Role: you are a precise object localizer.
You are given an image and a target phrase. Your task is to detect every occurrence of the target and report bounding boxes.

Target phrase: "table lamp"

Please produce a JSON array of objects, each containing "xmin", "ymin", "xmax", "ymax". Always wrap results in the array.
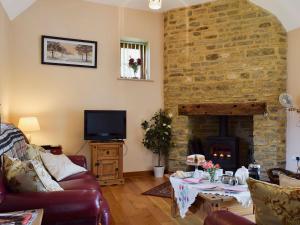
[{"xmin": 18, "ymin": 117, "xmax": 40, "ymax": 143}]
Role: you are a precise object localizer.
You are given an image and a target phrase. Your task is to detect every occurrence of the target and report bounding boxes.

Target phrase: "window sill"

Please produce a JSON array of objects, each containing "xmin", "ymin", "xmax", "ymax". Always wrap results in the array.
[{"xmin": 117, "ymin": 78, "xmax": 154, "ymax": 82}]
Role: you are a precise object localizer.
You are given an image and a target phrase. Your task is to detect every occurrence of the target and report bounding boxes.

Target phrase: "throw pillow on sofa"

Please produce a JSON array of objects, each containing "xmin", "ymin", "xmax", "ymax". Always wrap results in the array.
[
  {"xmin": 247, "ymin": 178, "xmax": 300, "ymax": 225},
  {"xmin": 4, "ymin": 155, "xmax": 63, "ymax": 192},
  {"xmin": 24, "ymin": 144, "xmax": 46, "ymax": 163},
  {"xmin": 40, "ymin": 152, "xmax": 87, "ymax": 181}
]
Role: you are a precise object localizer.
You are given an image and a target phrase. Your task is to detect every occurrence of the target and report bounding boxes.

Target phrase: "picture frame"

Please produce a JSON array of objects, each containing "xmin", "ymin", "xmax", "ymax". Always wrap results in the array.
[{"xmin": 41, "ymin": 35, "xmax": 97, "ymax": 68}]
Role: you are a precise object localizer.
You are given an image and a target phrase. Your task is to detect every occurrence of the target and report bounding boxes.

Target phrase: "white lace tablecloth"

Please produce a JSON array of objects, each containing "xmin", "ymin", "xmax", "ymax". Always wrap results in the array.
[{"xmin": 170, "ymin": 176, "xmax": 252, "ymax": 218}]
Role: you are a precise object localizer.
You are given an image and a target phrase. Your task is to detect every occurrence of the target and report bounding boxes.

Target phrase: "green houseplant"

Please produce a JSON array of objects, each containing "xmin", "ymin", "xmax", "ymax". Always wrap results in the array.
[{"xmin": 141, "ymin": 110, "xmax": 172, "ymax": 177}]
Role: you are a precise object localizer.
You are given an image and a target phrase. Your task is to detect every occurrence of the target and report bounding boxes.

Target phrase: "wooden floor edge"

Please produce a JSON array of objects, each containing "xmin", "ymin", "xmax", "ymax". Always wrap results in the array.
[
  {"xmin": 123, "ymin": 170, "xmax": 153, "ymax": 177},
  {"xmin": 123, "ymin": 170, "xmax": 170, "ymax": 178}
]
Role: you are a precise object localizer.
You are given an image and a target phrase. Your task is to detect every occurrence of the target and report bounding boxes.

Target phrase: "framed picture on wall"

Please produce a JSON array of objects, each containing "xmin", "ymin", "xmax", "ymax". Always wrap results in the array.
[{"xmin": 41, "ymin": 36, "xmax": 97, "ymax": 68}]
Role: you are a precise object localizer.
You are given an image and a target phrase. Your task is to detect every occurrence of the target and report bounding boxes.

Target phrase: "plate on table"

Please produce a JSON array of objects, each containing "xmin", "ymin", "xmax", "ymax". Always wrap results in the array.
[
  {"xmin": 173, "ymin": 171, "xmax": 193, "ymax": 179},
  {"xmin": 196, "ymin": 184, "xmax": 218, "ymax": 190},
  {"xmin": 182, "ymin": 178, "xmax": 203, "ymax": 184},
  {"xmin": 223, "ymin": 186, "xmax": 248, "ymax": 193}
]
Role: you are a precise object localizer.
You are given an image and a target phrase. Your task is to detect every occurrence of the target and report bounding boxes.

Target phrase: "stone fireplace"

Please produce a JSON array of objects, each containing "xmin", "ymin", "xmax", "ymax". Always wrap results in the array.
[
  {"xmin": 189, "ymin": 115, "xmax": 252, "ymax": 170},
  {"xmin": 164, "ymin": 0, "xmax": 287, "ymax": 178},
  {"xmin": 182, "ymin": 103, "xmax": 265, "ymax": 171}
]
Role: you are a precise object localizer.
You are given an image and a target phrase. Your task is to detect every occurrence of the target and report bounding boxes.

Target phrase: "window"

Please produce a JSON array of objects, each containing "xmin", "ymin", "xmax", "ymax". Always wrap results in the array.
[{"xmin": 120, "ymin": 40, "xmax": 149, "ymax": 80}]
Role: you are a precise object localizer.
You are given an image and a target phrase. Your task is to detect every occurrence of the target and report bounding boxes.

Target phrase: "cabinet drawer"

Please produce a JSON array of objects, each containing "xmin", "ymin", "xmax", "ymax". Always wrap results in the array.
[{"xmin": 98, "ymin": 148, "xmax": 119, "ymax": 158}]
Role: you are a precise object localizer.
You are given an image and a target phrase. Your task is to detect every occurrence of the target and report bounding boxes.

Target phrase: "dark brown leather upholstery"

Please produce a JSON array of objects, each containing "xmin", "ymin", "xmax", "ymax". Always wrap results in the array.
[
  {"xmin": 204, "ymin": 211, "xmax": 256, "ymax": 225},
  {"xmin": 0, "ymin": 123, "xmax": 111, "ymax": 225},
  {"xmin": 267, "ymin": 168, "xmax": 300, "ymax": 184},
  {"xmin": 0, "ymin": 155, "xmax": 111, "ymax": 225}
]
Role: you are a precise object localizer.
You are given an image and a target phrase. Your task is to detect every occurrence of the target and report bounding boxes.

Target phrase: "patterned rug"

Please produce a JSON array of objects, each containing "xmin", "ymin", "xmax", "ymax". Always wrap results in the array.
[{"xmin": 142, "ymin": 181, "xmax": 172, "ymax": 198}]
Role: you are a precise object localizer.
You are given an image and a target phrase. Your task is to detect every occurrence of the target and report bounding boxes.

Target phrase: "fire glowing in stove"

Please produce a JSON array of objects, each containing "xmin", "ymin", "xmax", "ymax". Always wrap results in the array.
[{"xmin": 212, "ymin": 151, "xmax": 232, "ymax": 159}]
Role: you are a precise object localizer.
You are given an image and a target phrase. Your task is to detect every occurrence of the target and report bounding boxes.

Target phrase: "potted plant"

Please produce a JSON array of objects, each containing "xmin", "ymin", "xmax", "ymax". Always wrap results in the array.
[{"xmin": 141, "ymin": 110, "xmax": 172, "ymax": 178}]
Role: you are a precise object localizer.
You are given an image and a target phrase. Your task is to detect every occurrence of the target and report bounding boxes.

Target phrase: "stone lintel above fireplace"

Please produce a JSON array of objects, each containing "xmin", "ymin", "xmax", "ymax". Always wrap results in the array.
[{"xmin": 178, "ymin": 103, "xmax": 267, "ymax": 116}]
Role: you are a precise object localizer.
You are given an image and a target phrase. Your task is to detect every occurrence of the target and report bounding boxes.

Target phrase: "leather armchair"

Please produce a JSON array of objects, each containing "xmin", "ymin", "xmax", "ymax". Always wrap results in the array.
[
  {"xmin": 267, "ymin": 168, "xmax": 300, "ymax": 184},
  {"xmin": 204, "ymin": 211, "xmax": 256, "ymax": 225}
]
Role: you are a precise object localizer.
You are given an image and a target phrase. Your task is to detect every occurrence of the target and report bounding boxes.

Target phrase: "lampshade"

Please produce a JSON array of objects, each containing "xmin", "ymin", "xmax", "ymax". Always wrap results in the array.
[
  {"xmin": 149, "ymin": 0, "xmax": 162, "ymax": 10},
  {"xmin": 18, "ymin": 117, "xmax": 40, "ymax": 132}
]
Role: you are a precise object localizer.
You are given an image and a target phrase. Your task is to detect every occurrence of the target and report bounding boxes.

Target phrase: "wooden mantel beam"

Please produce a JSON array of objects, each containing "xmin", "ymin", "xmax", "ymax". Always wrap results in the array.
[{"xmin": 178, "ymin": 103, "xmax": 267, "ymax": 116}]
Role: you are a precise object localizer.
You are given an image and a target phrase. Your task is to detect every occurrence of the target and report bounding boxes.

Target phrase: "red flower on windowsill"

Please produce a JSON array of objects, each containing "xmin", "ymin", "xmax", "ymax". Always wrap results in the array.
[{"xmin": 128, "ymin": 58, "xmax": 142, "ymax": 74}]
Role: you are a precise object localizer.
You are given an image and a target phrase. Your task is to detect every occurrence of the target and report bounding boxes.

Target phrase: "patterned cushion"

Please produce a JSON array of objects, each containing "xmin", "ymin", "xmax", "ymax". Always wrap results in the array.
[
  {"xmin": 25, "ymin": 144, "xmax": 46, "ymax": 163},
  {"xmin": 30, "ymin": 160, "xmax": 63, "ymax": 192},
  {"xmin": 247, "ymin": 178, "xmax": 300, "ymax": 225},
  {"xmin": 4, "ymin": 155, "xmax": 63, "ymax": 193},
  {"xmin": 0, "ymin": 123, "xmax": 27, "ymax": 160},
  {"xmin": 279, "ymin": 173, "xmax": 300, "ymax": 188}
]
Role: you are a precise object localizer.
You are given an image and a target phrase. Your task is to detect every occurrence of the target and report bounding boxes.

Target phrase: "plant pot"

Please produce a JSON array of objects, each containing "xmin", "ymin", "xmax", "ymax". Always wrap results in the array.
[{"xmin": 154, "ymin": 166, "xmax": 165, "ymax": 178}]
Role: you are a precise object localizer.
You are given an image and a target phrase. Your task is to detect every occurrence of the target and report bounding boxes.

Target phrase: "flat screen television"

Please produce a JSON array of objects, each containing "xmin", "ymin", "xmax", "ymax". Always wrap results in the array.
[{"xmin": 84, "ymin": 110, "xmax": 126, "ymax": 141}]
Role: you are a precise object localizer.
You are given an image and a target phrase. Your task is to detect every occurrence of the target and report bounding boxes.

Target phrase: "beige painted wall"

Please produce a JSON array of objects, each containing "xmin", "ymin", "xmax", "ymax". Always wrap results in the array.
[
  {"xmin": 0, "ymin": 4, "xmax": 11, "ymax": 121},
  {"xmin": 8, "ymin": 0, "xmax": 164, "ymax": 172},
  {"xmin": 287, "ymin": 28, "xmax": 300, "ymax": 172}
]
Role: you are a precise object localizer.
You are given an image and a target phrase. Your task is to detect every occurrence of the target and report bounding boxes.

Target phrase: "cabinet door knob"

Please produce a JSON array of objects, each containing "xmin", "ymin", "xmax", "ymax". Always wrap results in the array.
[
  {"xmin": 115, "ymin": 168, "xmax": 119, "ymax": 172},
  {"xmin": 95, "ymin": 161, "xmax": 100, "ymax": 166},
  {"xmin": 106, "ymin": 151, "xmax": 110, "ymax": 155}
]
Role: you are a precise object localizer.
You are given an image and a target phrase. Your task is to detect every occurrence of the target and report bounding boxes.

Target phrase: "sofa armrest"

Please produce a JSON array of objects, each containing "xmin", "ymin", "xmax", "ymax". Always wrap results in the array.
[
  {"xmin": 204, "ymin": 211, "xmax": 256, "ymax": 225},
  {"xmin": 68, "ymin": 155, "xmax": 87, "ymax": 169},
  {"xmin": 0, "ymin": 190, "xmax": 100, "ymax": 218}
]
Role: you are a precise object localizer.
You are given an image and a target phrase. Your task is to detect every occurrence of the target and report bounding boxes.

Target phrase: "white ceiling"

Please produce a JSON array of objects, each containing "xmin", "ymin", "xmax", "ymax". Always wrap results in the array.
[
  {"xmin": 0, "ymin": 0, "xmax": 36, "ymax": 20},
  {"xmin": 85, "ymin": 0, "xmax": 214, "ymax": 12},
  {"xmin": 1, "ymin": 0, "xmax": 300, "ymax": 31}
]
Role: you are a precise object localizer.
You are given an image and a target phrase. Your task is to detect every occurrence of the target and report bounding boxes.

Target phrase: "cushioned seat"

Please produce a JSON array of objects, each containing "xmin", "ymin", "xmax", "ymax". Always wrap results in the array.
[
  {"xmin": 60, "ymin": 171, "xmax": 95, "ymax": 182},
  {"xmin": 204, "ymin": 210, "xmax": 256, "ymax": 225},
  {"xmin": 59, "ymin": 179, "xmax": 100, "ymax": 191}
]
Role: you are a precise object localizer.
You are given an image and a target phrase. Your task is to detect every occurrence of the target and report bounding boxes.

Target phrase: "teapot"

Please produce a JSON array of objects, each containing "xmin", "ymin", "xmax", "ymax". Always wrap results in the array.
[{"xmin": 235, "ymin": 166, "xmax": 249, "ymax": 185}]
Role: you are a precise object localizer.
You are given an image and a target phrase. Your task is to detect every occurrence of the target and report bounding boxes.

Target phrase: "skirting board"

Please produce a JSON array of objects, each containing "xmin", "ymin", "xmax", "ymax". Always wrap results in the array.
[
  {"xmin": 123, "ymin": 170, "xmax": 169, "ymax": 178},
  {"xmin": 123, "ymin": 170, "xmax": 153, "ymax": 177}
]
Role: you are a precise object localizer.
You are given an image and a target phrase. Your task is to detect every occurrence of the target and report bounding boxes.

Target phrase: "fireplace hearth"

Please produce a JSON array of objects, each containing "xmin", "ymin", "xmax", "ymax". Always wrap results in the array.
[{"xmin": 205, "ymin": 116, "xmax": 239, "ymax": 171}]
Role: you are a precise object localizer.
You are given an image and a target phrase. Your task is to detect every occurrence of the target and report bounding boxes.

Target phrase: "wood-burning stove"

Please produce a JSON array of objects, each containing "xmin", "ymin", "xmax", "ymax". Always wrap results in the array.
[{"xmin": 205, "ymin": 116, "xmax": 239, "ymax": 171}]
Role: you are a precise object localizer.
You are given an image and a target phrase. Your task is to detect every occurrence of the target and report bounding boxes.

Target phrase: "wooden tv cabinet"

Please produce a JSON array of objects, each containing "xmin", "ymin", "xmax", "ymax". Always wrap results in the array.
[{"xmin": 90, "ymin": 141, "xmax": 125, "ymax": 186}]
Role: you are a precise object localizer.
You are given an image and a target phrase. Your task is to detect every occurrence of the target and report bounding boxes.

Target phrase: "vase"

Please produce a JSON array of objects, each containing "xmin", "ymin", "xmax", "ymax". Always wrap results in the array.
[{"xmin": 208, "ymin": 169, "xmax": 216, "ymax": 183}]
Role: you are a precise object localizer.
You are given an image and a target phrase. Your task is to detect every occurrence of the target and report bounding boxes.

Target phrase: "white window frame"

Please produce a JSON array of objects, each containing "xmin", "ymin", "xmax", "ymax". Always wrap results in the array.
[{"xmin": 120, "ymin": 39, "xmax": 150, "ymax": 80}]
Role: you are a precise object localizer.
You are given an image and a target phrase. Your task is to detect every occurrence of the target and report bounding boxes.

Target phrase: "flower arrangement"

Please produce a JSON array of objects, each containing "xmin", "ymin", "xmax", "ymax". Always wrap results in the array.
[
  {"xmin": 141, "ymin": 110, "xmax": 172, "ymax": 167},
  {"xmin": 202, "ymin": 161, "xmax": 220, "ymax": 183},
  {"xmin": 129, "ymin": 58, "xmax": 142, "ymax": 74}
]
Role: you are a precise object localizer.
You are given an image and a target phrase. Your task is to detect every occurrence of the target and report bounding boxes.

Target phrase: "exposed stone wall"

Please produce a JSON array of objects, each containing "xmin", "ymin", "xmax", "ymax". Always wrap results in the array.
[{"xmin": 164, "ymin": 0, "xmax": 287, "ymax": 177}]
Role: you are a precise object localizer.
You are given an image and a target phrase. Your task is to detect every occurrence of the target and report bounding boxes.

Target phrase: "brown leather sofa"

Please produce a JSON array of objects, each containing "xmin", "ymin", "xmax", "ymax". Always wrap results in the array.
[
  {"xmin": 0, "ymin": 123, "xmax": 111, "ymax": 225},
  {"xmin": 204, "ymin": 211, "xmax": 256, "ymax": 225}
]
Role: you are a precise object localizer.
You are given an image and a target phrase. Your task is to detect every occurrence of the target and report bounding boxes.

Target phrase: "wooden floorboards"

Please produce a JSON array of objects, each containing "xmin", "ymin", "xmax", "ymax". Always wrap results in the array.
[
  {"xmin": 102, "ymin": 176, "xmax": 204, "ymax": 225},
  {"xmin": 102, "ymin": 176, "xmax": 255, "ymax": 225}
]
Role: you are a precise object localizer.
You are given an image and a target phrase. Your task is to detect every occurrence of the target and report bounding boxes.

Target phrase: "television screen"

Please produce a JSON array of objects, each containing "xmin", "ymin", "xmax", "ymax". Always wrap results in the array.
[{"xmin": 84, "ymin": 110, "xmax": 126, "ymax": 141}]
